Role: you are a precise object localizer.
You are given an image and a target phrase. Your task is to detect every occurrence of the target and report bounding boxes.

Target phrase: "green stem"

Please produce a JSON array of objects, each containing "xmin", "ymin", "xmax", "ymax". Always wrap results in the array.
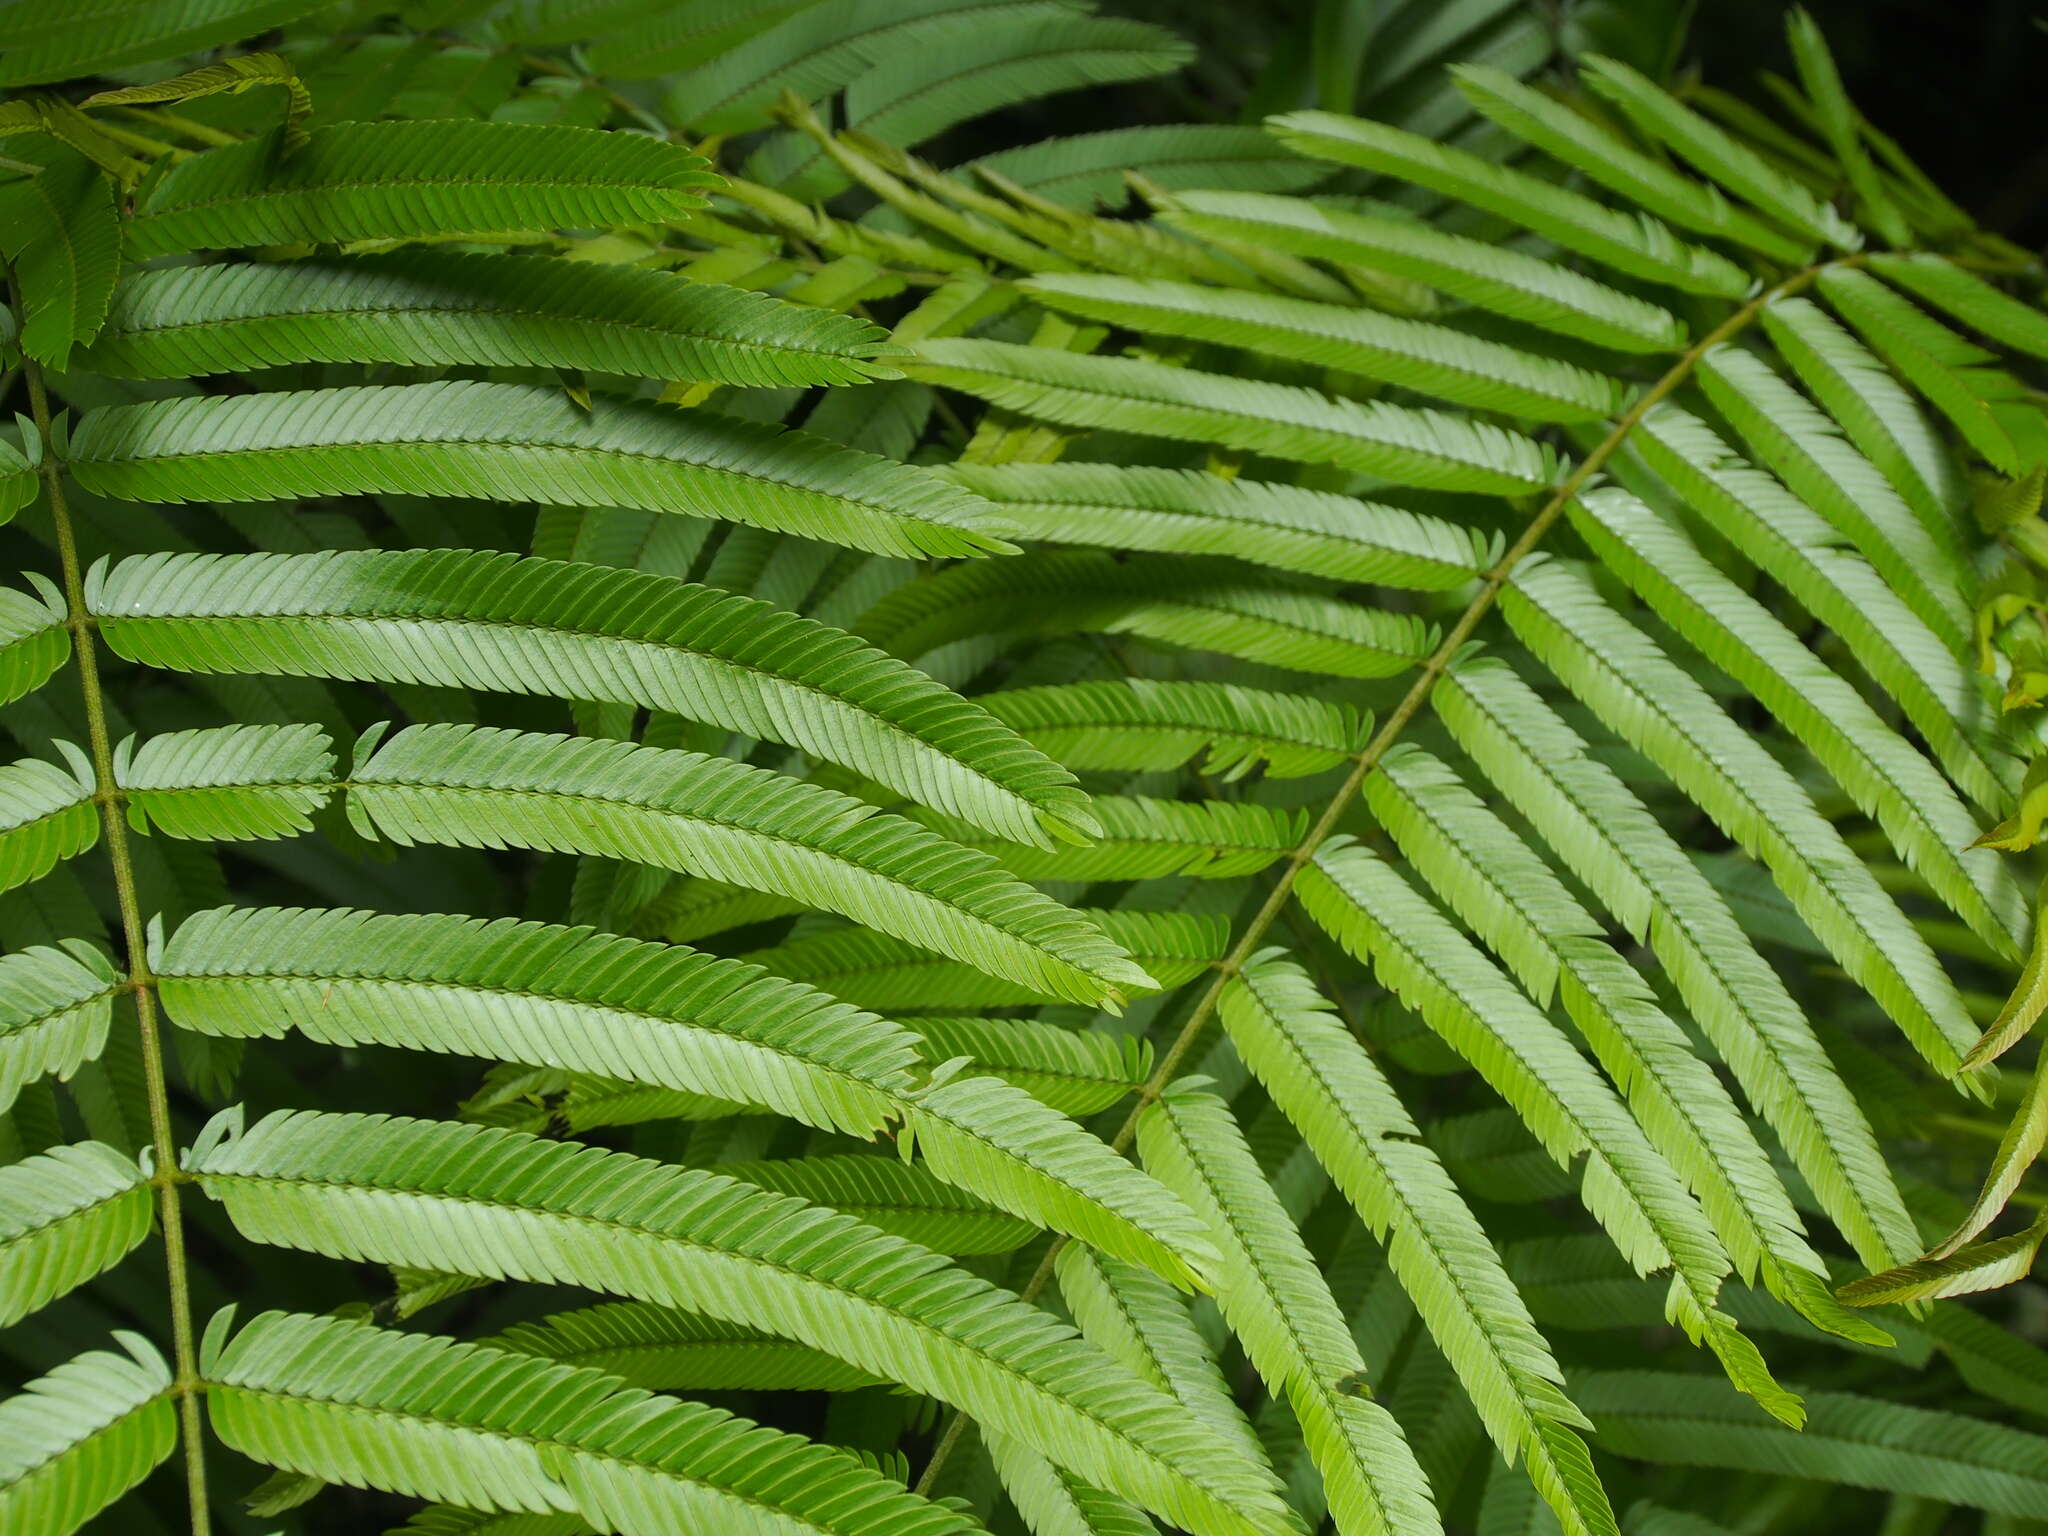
[
  {"xmin": 22, "ymin": 357, "xmax": 211, "ymax": 1535},
  {"xmin": 117, "ymin": 106, "xmax": 237, "ymax": 148},
  {"xmin": 916, "ymin": 251, "xmax": 1855, "ymax": 1500},
  {"xmin": 2005, "ymin": 515, "xmax": 2048, "ymax": 571},
  {"xmin": 82, "ymin": 116, "xmax": 183, "ymax": 160}
]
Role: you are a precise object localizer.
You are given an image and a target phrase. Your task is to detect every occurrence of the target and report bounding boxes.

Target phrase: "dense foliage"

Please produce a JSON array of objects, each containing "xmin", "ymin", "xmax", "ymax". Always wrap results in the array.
[{"xmin": 2, "ymin": 2, "xmax": 2047, "ymax": 1534}]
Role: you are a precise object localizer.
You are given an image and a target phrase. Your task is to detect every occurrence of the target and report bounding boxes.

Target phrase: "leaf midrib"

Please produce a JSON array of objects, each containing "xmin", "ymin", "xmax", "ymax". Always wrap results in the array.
[
  {"xmin": 162, "ymin": 965, "xmax": 917, "ymax": 1094},
  {"xmin": 108, "ymin": 299, "xmax": 870, "ymax": 363},
  {"xmin": 105, "ymin": 606, "xmax": 1027, "ymax": 812}
]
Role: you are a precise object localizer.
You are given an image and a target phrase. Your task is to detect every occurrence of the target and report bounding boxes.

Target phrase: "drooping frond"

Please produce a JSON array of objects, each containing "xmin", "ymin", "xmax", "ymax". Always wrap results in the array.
[
  {"xmin": 1431, "ymin": 654, "xmax": 1921, "ymax": 1275},
  {"xmin": 1500, "ymin": 559, "xmax": 1980, "ymax": 1076},
  {"xmin": 203, "ymin": 1308, "xmax": 983, "ymax": 1536},
  {"xmin": 1214, "ymin": 952, "xmax": 1618, "ymax": 1534},
  {"xmin": 89, "ymin": 547, "xmax": 1094, "ymax": 845},
  {"xmin": 1366, "ymin": 744, "xmax": 1852, "ymax": 1359},
  {"xmin": 0, "ymin": 1141, "xmax": 152, "ymax": 1328},
  {"xmin": 1757, "ymin": 295, "xmax": 1967, "ymax": 545},
  {"xmin": 1297, "ymin": 843, "xmax": 1738, "ymax": 1333},
  {"xmin": 0, "ymin": 940, "xmax": 120, "ymax": 1115},
  {"xmin": 1814, "ymin": 266, "xmax": 2021, "ymax": 475},
  {"xmin": 124, "ymin": 120, "xmax": 719, "ymax": 257},
  {"xmin": 343, "ymin": 723, "xmax": 1153, "ymax": 1008},
  {"xmin": 1563, "ymin": 487, "xmax": 2021, "ymax": 958},
  {"xmin": 1138, "ymin": 1084, "xmax": 1443, "ymax": 1536},
  {"xmin": 0, "ymin": 1334, "xmax": 176, "ymax": 1536},
  {"xmin": 1685, "ymin": 348, "xmax": 1975, "ymax": 651},
  {"xmin": 187, "ymin": 1109, "xmax": 1297, "ymax": 1536},
  {"xmin": 153, "ymin": 904, "xmax": 925, "ymax": 1137},
  {"xmin": 80, "ymin": 253, "xmax": 896, "ymax": 386},
  {"xmin": 68, "ymin": 383, "xmax": 1015, "ymax": 560},
  {"xmin": 910, "ymin": 341, "xmax": 1559, "ymax": 493},
  {"xmin": 941, "ymin": 463, "xmax": 1497, "ymax": 587},
  {"xmin": 1622, "ymin": 403, "xmax": 2004, "ymax": 808}
]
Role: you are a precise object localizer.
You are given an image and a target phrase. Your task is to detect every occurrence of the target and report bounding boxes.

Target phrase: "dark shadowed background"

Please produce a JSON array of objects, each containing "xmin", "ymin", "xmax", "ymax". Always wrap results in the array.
[
  {"xmin": 1020, "ymin": 0, "xmax": 2048, "ymax": 250},
  {"xmin": 1696, "ymin": 0, "xmax": 2047, "ymax": 243}
]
